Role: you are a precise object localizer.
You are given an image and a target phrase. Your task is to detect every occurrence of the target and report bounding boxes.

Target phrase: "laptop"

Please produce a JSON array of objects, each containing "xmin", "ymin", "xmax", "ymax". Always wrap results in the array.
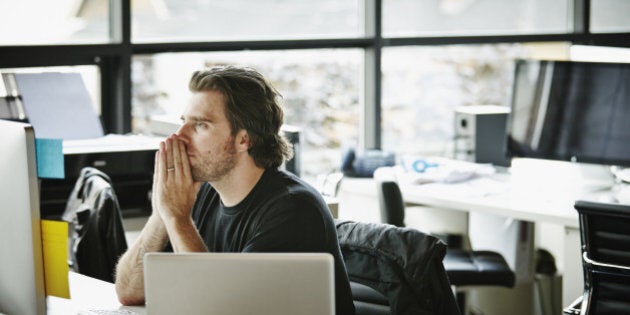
[{"xmin": 143, "ymin": 252, "xmax": 335, "ymax": 315}]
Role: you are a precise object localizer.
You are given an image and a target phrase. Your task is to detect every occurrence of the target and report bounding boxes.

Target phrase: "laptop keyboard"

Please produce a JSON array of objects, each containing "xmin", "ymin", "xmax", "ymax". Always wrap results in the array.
[{"xmin": 80, "ymin": 309, "xmax": 139, "ymax": 315}]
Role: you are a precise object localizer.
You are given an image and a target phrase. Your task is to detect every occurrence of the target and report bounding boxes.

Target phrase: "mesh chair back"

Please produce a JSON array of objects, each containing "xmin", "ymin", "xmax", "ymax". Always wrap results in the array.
[{"xmin": 574, "ymin": 200, "xmax": 630, "ymax": 314}]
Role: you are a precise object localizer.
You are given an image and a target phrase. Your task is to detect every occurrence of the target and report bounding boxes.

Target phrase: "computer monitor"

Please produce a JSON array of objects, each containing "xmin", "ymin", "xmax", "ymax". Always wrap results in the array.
[
  {"xmin": 506, "ymin": 59, "xmax": 630, "ymax": 167},
  {"xmin": 0, "ymin": 120, "xmax": 46, "ymax": 315}
]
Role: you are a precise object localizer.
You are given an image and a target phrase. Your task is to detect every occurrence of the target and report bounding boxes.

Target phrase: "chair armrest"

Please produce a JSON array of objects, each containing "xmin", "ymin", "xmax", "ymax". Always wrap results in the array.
[{"xmin": 583, "ymin": 252, "xmax": 630, "ymax": 273}]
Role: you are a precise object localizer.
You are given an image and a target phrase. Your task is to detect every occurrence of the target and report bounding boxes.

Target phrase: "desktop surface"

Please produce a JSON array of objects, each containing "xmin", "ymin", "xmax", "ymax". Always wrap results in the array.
[
  {"xmin": 398, "ymin": 158, "xmax": 621, "ymax": 228},
  {"xmin": 47, "ymin": 272, "xmax": 145, "ymax": 315}
]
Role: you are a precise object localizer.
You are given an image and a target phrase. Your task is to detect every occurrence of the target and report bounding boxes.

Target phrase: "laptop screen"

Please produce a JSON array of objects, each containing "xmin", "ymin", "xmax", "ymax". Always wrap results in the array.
[{"xmin": 143, "ymin": 252, "xmax": 335, "ymax": 315}]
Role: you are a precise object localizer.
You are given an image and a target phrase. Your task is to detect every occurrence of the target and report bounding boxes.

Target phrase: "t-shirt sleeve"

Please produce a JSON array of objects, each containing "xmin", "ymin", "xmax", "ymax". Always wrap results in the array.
[{"xmin": 241, "ymin": 194, "xmax": 328, "ymax": 253}]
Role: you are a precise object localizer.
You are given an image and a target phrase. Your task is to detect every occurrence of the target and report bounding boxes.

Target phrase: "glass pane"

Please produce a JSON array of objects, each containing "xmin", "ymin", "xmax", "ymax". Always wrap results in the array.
[
  {"xmin": 591, "ymin": 0, "xmax": 630, "ymax": 33},
  {"xmin": 381, "ymin": 44, "xmax": 533, "ymax": 157},
  {"xmin": 0, "ymin": 0, "xmax": 110, "ymax": 45},
  {"xmin": 383, "ymin": 0, "xmax": 571, "ymax": 37},
  {"xmin": 131, "ymin": 0, "xmax": 362, "ymax": 42},
  {"xmin": 131, "ymin": 49, "xmax": 361, "ymax": 181}
]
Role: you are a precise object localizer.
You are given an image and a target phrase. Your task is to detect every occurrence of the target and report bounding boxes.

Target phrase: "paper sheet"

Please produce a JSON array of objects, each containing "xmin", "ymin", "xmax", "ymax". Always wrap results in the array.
[{"xmin": 41, "ymin": 220, "xmax": 70, "ymax": 299}]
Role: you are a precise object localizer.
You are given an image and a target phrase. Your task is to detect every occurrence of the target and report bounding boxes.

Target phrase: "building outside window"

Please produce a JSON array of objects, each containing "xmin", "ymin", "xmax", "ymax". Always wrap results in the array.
[
  {"xmin": 383, "ymin": 0, "xmax": 571, "ymax": 36},
  {"xmin": 131, "ymin": 49, "xmax": 361, "ymax": 180},
  {"xmin": 0, "ymin": 0, "xmax": 110, "ymax": 44},
  {"xmin": 381, "ymin": 44, "xmax": 540, "ymax": 157}
]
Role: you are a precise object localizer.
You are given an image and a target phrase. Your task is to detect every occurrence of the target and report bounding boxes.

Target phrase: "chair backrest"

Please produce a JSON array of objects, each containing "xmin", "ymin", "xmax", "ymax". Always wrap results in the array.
[
  {"xmin": 62, "ymin": 167, "xmax": 128, "ymax": 283},
  {"xmin": 377, "ymin": 181, "xmax": 406, "ymax": 227},
  {"xmin": 336, "ymin": 220, "xmax": 460, "ymax": 315},
  {"xmin": 574, "ymin": 200, "xmax": 630, "ymax": 314}
]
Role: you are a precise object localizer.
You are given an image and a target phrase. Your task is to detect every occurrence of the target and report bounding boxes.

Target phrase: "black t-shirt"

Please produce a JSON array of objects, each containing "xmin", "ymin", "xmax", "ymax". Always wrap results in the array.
[{"xmin": 190, "ymin": 169, "xmax": 355, "ymax": 315}]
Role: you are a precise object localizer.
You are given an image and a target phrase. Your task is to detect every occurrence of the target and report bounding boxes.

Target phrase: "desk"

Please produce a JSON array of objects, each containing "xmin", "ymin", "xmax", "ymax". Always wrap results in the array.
[
  {"xmin": 47, "ymin": 272, "xmax": 145, "ymax": 315},
  {"xmin": 396, "ymin": 159, "xmax": 617, "ymax": 310},
  {"xmin": 401, "ymin": 172, "xmax": 579, "ymax": 228}
]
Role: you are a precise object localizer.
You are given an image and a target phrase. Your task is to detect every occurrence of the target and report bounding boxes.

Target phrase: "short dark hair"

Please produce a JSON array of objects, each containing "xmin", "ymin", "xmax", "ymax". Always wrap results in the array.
[{"xmin": 188, "ymin": 66, "xmax": 293, "ymax": 169}]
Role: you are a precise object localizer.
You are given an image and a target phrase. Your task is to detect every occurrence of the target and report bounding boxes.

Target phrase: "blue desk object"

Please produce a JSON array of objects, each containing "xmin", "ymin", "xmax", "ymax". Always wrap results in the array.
[
  {"xmin": 35, "ymin": 138, "xmax": 64, "ymax": 179},
  {"xmin": 411, "ymin": 159, "xmax": 439, "ymax": 173}
]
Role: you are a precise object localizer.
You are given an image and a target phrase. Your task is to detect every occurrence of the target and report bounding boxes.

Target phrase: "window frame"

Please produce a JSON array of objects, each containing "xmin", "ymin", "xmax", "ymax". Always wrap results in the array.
[{"xmin": 0, "ymin": 0, "xmax": 628, "ymax": 149}]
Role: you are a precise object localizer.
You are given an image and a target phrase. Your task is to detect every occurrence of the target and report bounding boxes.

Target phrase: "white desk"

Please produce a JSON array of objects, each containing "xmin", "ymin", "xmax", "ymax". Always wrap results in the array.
[
  {"xmin": 400, "ymin": 172, "xmax": 580, "ymax": 228},
  {"xmin": 47, "ymin": 272, "xmax": 145, "ymax": 315},
  {"xmin": 396, "ymin": 159, "xmax": 617, "ymax": 310}
]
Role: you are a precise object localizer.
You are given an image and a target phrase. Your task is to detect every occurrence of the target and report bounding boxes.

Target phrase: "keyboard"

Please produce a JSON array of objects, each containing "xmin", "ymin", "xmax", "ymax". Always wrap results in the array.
[{"xmin": 78, "ymin": 309, "xmax": 140, "ymax": 315}]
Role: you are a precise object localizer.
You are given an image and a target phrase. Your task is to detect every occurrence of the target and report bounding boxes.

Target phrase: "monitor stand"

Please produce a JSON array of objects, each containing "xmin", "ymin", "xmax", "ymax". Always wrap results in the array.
[
  {"xmin": 612, "ymin": 185, "xmax": 630, "ymax": 204},
  {"xmin": 608, "ymin": 166, "xmax": 630, "ymax": 204},
  {"xmin": 509, "ymin": 159, "xmax": 615, "ymax": 201},
  {"xmin": 611, "ymin": 166, "xmax": 630, "ymax": 184},
  {"xmin": 576, "ymin": 163, "xmax": 616, "ymax": 193}
]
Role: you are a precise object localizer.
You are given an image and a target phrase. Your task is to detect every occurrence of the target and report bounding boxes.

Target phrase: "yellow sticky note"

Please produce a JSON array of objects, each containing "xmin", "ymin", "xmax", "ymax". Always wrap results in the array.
[{"xmin": 41, "ymin": 219, "xmax": 70, "ymax": 298}]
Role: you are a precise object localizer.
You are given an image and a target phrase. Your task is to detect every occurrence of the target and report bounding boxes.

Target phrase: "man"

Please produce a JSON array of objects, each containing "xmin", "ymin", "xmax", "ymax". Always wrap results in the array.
[{"xmin": 114, "ymin": 66, "xmax": 355, "ymax": 314}]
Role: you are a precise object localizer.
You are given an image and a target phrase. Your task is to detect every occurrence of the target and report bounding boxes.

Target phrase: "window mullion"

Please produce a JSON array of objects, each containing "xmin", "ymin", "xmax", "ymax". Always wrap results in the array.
[{"xmin": 361, "ymin": 0, "xmax": 382, "ymax": 150}]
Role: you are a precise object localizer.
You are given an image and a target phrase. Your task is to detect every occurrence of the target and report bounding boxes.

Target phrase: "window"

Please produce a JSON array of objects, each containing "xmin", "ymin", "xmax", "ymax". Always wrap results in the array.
[
  {"xmin": 131, "ymin": 0, "xmax": 362, "ymax": 42},
  {"xmin": 0, "ymin": 0, "xmax": 110, "ymax": 45},
  {"xmin": 591, "ymin": 0, "xmax": 630, "ymax": 33},
  {"xmin": 383, "ymin": 0, "xmax": 571, "ymax": 37},
  {"xmin": 381, "ymin": 44, "xmax": 554, "ymax": 156},
  {"xmin": 132, "ymin": 49, "xmax": 361, "ymax": 180}
]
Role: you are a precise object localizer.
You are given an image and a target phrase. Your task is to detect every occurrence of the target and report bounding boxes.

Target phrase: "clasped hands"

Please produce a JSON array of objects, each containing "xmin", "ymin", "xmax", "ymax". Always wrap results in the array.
[{"xmin": 152, "ymin": 134, "xmax": 200, "ymax": 224}]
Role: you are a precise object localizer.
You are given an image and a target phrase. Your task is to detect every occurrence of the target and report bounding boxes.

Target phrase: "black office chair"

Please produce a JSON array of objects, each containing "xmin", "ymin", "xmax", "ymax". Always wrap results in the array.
[
  {"xmin": 336, "ymin": 220, "xmax": 460, "ymax": 315},
  {"xmin": 564, "ymin": 200, "xmax": 630, "ymax": 315},
  {"xmin": 377, "ymin": 180, "xmax": 515, "ymax": 312},
  {"xmin": 62, "ymin": 167, "xmax": 128, "ymax": 283}
]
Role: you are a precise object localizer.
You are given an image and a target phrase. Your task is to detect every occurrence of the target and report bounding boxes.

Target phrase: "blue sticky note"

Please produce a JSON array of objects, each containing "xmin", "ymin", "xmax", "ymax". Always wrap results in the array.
[{"xmin": 35, "ymin": 138, "xmax": 65, "ymax": 179}]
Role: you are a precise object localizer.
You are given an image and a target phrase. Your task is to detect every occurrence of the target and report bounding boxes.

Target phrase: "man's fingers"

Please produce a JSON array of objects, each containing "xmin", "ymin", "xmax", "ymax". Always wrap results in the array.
[
  {"xmin": 178, "ymin": 139, "xmax": 193, "ymax": 180},
  {"xmin": 172, "ymin": 135, "xmax": 182, "ymax": 177},
  {"xmin": 158, "ymin": 141, "xmax": 168, "ymax": 179},
  {"xmin": 165, "ymin": 137, "xmax": 175, "ymax": 170}
]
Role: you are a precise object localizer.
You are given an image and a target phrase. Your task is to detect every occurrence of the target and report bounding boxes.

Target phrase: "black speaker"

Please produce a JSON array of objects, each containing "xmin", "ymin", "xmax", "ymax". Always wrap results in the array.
[{"xmin": 454, "ymin": 105, "xmax": 511, "ymax": 167}]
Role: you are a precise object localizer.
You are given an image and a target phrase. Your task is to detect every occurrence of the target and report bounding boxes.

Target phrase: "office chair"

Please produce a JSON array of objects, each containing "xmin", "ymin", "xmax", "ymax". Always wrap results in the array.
[
  {"xmin": 564, "ymin": 200, "xmax": 630, "ymax": 315},
  {"xmin": 336, "ymin": 220, "xmax": 460, "ymax": 315},
  {"xmin": 377, "ymin": 180, "xmax": 515, "ymax": 312},
  {"xmin": 62, "ymin": 167, "xmax": 128, "ymax": 283}
]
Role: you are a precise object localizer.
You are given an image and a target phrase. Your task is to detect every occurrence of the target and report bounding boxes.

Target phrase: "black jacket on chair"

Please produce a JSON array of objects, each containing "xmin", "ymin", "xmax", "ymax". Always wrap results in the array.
[
  {"xmin": 62, "ymin": 167, "xmax": 128, "ymax": 283},
  {"xmin": 336, "ymin": 220, "xmax": 460, "ymax": 315}
]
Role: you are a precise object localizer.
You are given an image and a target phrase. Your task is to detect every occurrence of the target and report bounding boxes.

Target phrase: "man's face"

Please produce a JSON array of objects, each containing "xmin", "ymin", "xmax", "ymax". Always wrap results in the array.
[{"xmin": 176, "ymin": 90, "xmax": 238, "ymax": 182}]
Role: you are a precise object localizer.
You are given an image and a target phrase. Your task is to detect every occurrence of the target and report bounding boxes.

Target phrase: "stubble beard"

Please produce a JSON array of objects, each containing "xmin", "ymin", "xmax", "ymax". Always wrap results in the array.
[{"xmin": 191, "ymin": 138, "xmax": 238, "ymax": 183}]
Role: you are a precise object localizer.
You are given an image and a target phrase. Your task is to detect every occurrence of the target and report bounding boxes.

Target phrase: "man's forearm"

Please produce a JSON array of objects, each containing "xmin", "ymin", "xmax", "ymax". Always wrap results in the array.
[
  {"xmin": 164, "ymin": 215, "xmax": 208, "ymax": 253},
  {"xmin": 115, "ymin": 215, "xmax": 168, "ymax": 305}
]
